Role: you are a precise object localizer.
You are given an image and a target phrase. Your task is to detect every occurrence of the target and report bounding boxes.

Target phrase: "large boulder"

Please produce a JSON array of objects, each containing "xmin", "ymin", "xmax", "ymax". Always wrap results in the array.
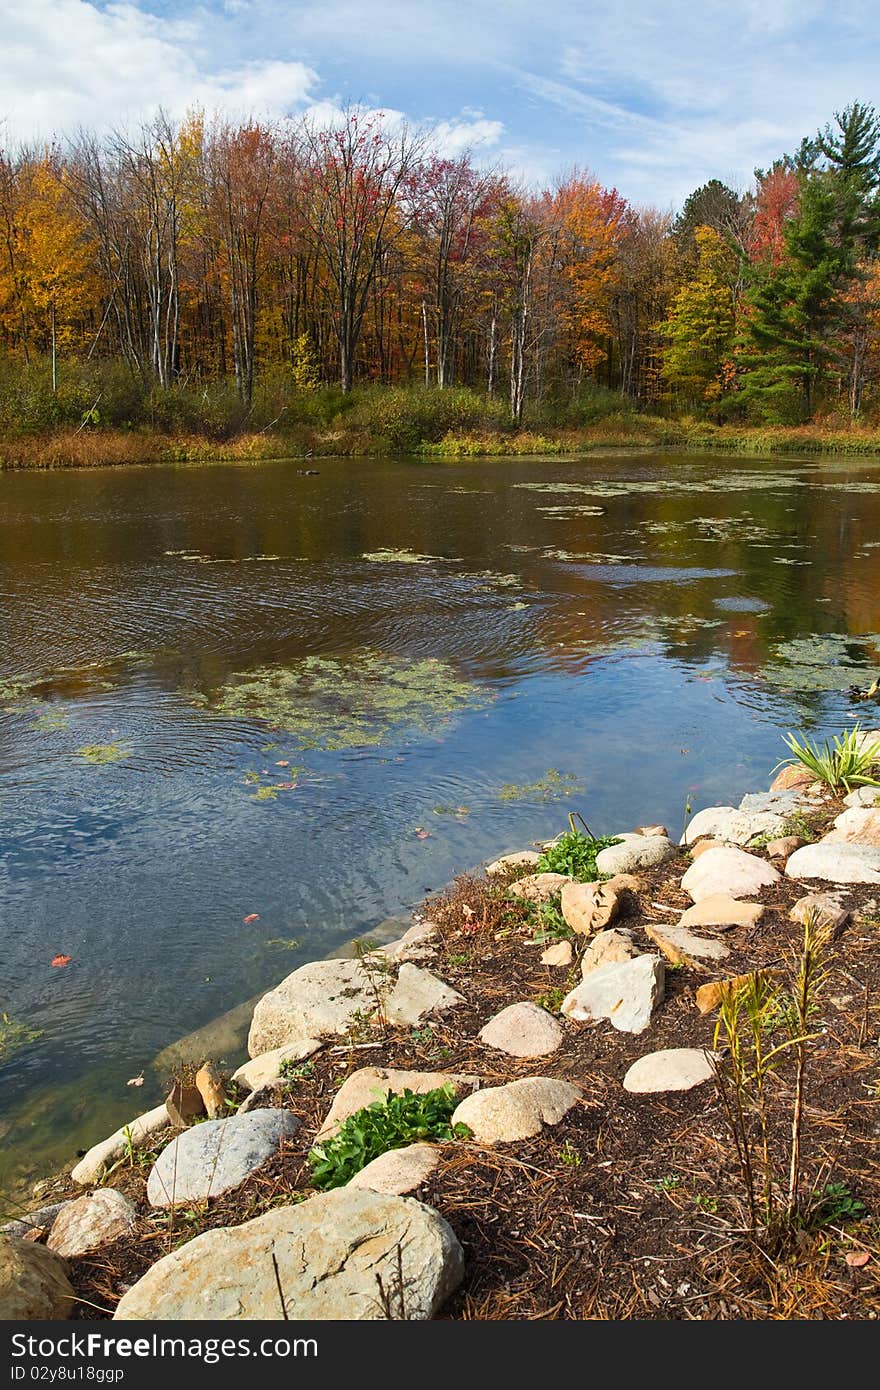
[
  {"xmin": 0, "ymin": 1236, "xmax": 74, "ymax": 1319},
  {"xmin": 451, "ymin": 1077, "xmax": 580, "ymax": 1144},
  {"xmin": 682, "ymin": 806, "xmax": 787, "ymax": 848},
  {"xmin": 315, "ymin": 1068, "xmax": 478, "ymax": 1141},
  {"xmin": 47, "ymin": 1189, "xmax": 136, "ymax": 1258},
  {"xmin": 594, "ymin": 835, "xmax": 676, "ymax": 875},
  {"xmin": 147, "ymin": 1109, "xmax": 300, "ymax": 1208},
  {"xmin": 680, "ymin": 846, "xmax": 780, "ymax": 902},
  {"xmin": 823, "ymin": 806, "xmax": 880, "ymax": 847},
  {"xmin": 382, "ymin": 965, "xmax": 464, "ymax": 1027},
  {"xmin": 561, "ymin": 954, "xmax": 664, "ymax": 1033},
  {"xmin": 478, "ymin": 1002, "xmax": 563, "ymax": 1058},
  {"xmin": 785, "ymin": 841, "xmax": 880, "ymax": 885},
  {"xmin": 114, "ymin": 1189, "xmax": 463, "ymax": 1320},
  {"xmin": 248, "ymin": 959, "xmax": 381, "ymax": 1057}
]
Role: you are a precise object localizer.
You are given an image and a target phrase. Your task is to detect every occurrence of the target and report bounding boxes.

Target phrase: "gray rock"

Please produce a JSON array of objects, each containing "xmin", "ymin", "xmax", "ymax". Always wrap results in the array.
[
  {"xmin": 478, "ymin": 1002, "xmax": 563, "ymax": 1057},
  {"xmin": 738, "ymin": 789, "xmax": 804, "ymax": 816},
  {"xmin": 114, "ymin": 1189, "xmax": 463, "ymax": 1320},
  {"xmin": 595, "ymin": 835, "xmax": 676, "ymax": 875},
  {"xmin": 47, "ymin": 1189, "xmax": 136, "ymax": 1258},
  {"xmin": 683, "ymin": 805, "xmax": 787, "ymax": 847},
  {"xmin": 147, "ymin": 1109, "xmax": 300, "ymax": 1208},
  {"xmin": 2, "ymin": 1202, "xmax": 69, "ymax": 1239},
  {"xmin": 247, "ymin": 958, "xmax": 382, "ymax": 1057},
  {"xmin": 377, "ymin": 922, "xmax": 438, "ymax": 963},
  {"xmin": 383, "ymin": 964, "xmax": 464, "ymax": 1027},
  {"xmin": 785, "ymin": 841, "xmax": 880, "ymax": 885},
  {"xmin": 485, "ymin": 850, "xmax": 541, "ymax": 875},
  {"xmin": 346, "ymin": 1143, "xmax": 441, "ymax": 1195},
  {"xmin": 623, "ymin": 1048, "xmax": 716, "ymax": 1094},
  {"xmin": 451, "ymin": 1077, "xmax": 580, "ymax": 1143},
  {"xmin": 71, "ymin": 1104, "xmax": 170, "ymax": 1186},
  {"xmin": 0, "ymin": 1236, "xmax": 74, "ymax": 1319},
  {"xmin": 316, "ymin": 1068, "xmax": 478, "ymax": 1141},
  {"xmin": 681, "ymin": 846, "xmax": 781, "ymax": 902},
  {"xmin": 561, "ymin": 954, "xmax": 665, "ymax": 1033}
]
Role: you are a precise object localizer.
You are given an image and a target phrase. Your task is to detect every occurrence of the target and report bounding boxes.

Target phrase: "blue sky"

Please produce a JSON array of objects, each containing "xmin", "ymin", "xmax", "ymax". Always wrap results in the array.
[{"xmin": 1, "ymin": 0, "xmax": 877, "ymax": 210}]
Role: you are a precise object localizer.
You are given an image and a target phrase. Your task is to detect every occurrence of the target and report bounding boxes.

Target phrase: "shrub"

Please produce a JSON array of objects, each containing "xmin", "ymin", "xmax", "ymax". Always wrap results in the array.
[{"xmin": 536, "ymin": 831, "xmax": 621, "ymax": 881}]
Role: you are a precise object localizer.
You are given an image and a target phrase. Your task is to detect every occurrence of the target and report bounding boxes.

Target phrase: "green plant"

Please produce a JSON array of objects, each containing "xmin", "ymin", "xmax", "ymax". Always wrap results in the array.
[
  {"xmin": 278, "ymin": 1057, "xmax": 315, "ymax": 1082},
  {"xmin": 536, "ymin": 817, "xmax": 621, "ymax": 882},
  {"xmin": 534, "ymin": 986, "xmax": 567, "ymax": 1012},
  {"xmin": 0, "ymin": 1012, "xmax": 44, "ymax": 1062},
  {"xmin": 692, "ymin": 1193, "xmax": 719, "ymax": 1213},
  {"xmin": 809, "ymin": 1182, "xmax": 867, "ymax": 1228},
  {"xmin": 559, "ymin": 1141, "xmax": 582, "ymax": 1167},
  {"xmin": 657, "ymin": 1173, "xmax": 682, "ymax": 1192},
  {"xmin": 308, "ymin": 1086, "xmax": 470, "ymax": 1189},
  {"xmin": 773, "ymin": 725, "xmax": 880, "ymax": 793},
  {"xmin": 528, "ymin": 898, "xmax": 574, "ymax": 944},
  {"xmin": 352, "ymin": 938, "xmax": 394, "ymax": 1032}
]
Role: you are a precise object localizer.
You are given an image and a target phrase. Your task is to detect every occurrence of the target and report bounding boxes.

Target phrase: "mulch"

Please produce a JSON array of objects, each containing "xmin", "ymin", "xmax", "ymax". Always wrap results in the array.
[{"xmin": 32, "ymin": 790, "xmax": 880, "ymax": 1320}]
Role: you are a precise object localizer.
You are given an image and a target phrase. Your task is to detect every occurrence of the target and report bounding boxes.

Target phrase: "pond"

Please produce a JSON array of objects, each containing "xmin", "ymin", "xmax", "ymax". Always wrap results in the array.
[{"xmin": 2, "ymin": 449, "xmax": 880, "ymax": 1202}]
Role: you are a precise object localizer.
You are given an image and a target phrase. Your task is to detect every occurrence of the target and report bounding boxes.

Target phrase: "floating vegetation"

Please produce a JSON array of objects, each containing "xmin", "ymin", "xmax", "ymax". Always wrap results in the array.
[
  {"xmin": 75, "ymin": 742, "xmax": 130, "ymax": 764},
  {"xmin": 458, "ymin": 570, "xmax": 521, "ymax": 590},
  {"xmin": 499, "ymin": 768, "xmax": 583, "ymax": 802},
  {"xmin": 544, "ymin": 549, "xmax": 628, "ymax": 563},
  {"xmin": 250, "ymin": 785, "xmax": 279, "ymax": 802},
  {"xmin": 432, "ymin": 804, "xmax": 470, "ymax": 816},
  {"xmin": 513, "ymin": 482, "xmax": 607, "ymax": 495},
  {"xmin": 0, "ymin": 1012, "xmax": 44, "ymax": 1064},
  {"xmin": 196, "ymin": 652, "xmax": 491, "ymax": 751},
  {"xmin": 165, "ymin": 549, "xmax": 282, "ymax": 564},
  {"xmin": 507, "ymin": 601, "xmax": 529, "ymax": 611},
  {"xmin": 0, "ymin": 678, "xmax": 36, "ymax": 712},
  {"xmin": 265, "ymin": 938, "xmax": 301, "ymax": 950},
  {"xmin": 536, "ymin": 504, "xmax": 606, "ymax": 517},
  {"xmin": 362, "ymin": 548, "xmax": 440, "ymax": 564},
  {"xmin": 760, "ymin": 634, "xmax": 880, "ymax": 692},
  {"xmin": 29, "ymin": 706, "xmax": 70, "ymax": 732}
]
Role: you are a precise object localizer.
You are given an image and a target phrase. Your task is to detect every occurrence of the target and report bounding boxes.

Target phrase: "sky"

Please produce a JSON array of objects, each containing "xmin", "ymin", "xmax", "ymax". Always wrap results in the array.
[{"xmin": 0, "ymin": 0, "xmax": 877, "ymax": 211}]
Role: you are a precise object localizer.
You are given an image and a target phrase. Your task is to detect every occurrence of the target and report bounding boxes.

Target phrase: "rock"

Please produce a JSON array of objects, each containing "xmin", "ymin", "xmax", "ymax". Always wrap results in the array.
[
  {"xmin": 346, "ymin": 1143, "xmax": 440, "ymax": 1196},
  {"xmin": 478, "ymin": 1002, "xmax": 563, "ymax": 1058},
  {"xmin": 114, "ymin": 1189, "xmax": 463, "ymax": 1320},
  {"xmin": 689, "ymin": 838, "xmax": 724, "ymax": 859},
  {"xmin": 486, "ymin": 850, "xmax": 541, "ymax": 875},
  {"xmin": 247, "ymin": 959, "xmax": 382, "ymax": 1057},
  {"xmin": 636, "ymin": 824, "xmax": 668, "ymax": 838},
  {"xmin": 682, "ymin": 806, "xmax": 788, "ymax": 848},
  {"xmin": 681, "ymin": 846, "xmax": 780, "ymax": 902},
  {"xmin": 451, "ymin": 1077, "xmax": 580, "ymax": 1144},
  {"xmin": 595, "ymin": 834, "xmax": 677, "ymax": 876},
  {"xmin": 378, "ymin": 922, "xmax": 437, "ymax": 962},
  {"xmin": 47, "ymin": 1189, "xmax": 136, "ymax": 1258},
  {"xmin": 785, "ymin": 841, "xmax": 880, "ymax": 885},
  {"xmin": 739, "ymin": 789, "xmax": 804, "ymax": 816},
  {"xmin": 316, "ymin": 1068, "xmax": 478, "ymax": 1141},
  {"xmin": 854, "ymin": 727, "xmax": 880, "ymax": 756},
  {"xmin": 71, "ymin": 1104, "xmax": 170, "ymax": 1186},
  {"xmin": 2, "ymin": 1202, "xmax": 69, "ymax": 1239},
  {"xmin": 561, "ymin": 880, "xmax": 620, "ymax": 935},
  {"xmin": 508, "ymin": 872, "xmax": 573, "ymax": 902},
  {"xmin": 237, "ymin": 1082, "xmax": 288, "ymax": 1114},
  {"xmin": 383, "ymin": 965, "xmax": 464, "ymax": 1027},
  {"xmin": 770, "ymin": 764, "xmax": 814, "ymax": 792},
  {"xmin": 695, "ymin": 971, "xmax": 779, "ymax": 1015},
  {"xmin": 580, "ymin": 929, "xmax": 637, "ymax": 977},
  {"xmin": 603, "ymin": 872, "xmax": 644, "ymax": 896},
  {"xmin": 623, "ymin": 1048, "xmax": 716, "ymax": 1094},
  {"xmin": 540, "ymin": 940, "xmax": 573, "ymax": 966},
  {"xmin": 0, "ymin": 1236, "xmax": 74, "ymax": 1319},
  {"xmin": 843, "ymin": 786, "xmax": 880, "ymax": 808},
  {"xmin": 824, "ymin": 807, "xmax": 880, "ymax": 847},
  {"xmin": 561, "ymin": 954, "xmax": 665, "ymax": 1033},
  {"xmin": 147, "ymin": 1109, "xmax": 300, "ymax": 1208},
  {"xmin": 644, "ymin": 924, "xmax": 729, "ymax": 962},
  {"xmin": 231, "ymin": 1039, "xmax": 323, "ymax": 1093},
  {"xmin": 195, "ymin": 1061, "xmax": 227, "ymax": 1119},
  {"xmin": 678, "ymin": 895, "xmax": 766, "ymax": 930},
  {"xmin": 165, "ymin": 1081, "xmax": 206, "ymax": 1128},
  {"xmin": 790, "ymin": 893, "xmax": 850, "ymax": 931},
  {"xmin": 681, "ymin": 806, "xmax": 737, "ymax": 844},
  {"xmin": 766, "ymin": 836, "xmax": 804, "ymax": 859}
]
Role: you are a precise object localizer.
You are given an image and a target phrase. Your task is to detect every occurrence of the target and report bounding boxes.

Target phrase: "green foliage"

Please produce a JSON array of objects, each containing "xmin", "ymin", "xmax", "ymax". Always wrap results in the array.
[
  {"xmin": 527, "ymin": 898, "xmax": 573, "ymax": 944},
  {"xmin": 345, "ymin": 385, "xmax": 510, "ymax": 451},
  {"xmin": 774, "ymin": 725, "xmax": 880, "ymax": 792},
  {"xmin": 75, "ymin": 741, "xmax": 129, "ymax": 764},
  {"xmin": 277, "ymin": 1058, "xmax": 315, "ymax": 1082},
  {"xmin": 536, "ymin": 831, "xmax": 621, "ymax": 881},
  {"xmin": 308, "ymin": 1086, "xmax": 469, "ymax": 1189},
  {"xmin": 810, "ymin": 1182, "xmax": 868, "ymax": 1228},
  {"xmin": 534, "ymin": 986, "xmax": 567, "ymax": 1012}
]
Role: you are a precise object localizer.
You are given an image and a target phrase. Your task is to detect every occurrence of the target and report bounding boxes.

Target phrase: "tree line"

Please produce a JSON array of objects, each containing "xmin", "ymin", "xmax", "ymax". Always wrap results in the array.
[{"xmin": 1, "ymin": 101, "xmax": 879, "ymax": 429}]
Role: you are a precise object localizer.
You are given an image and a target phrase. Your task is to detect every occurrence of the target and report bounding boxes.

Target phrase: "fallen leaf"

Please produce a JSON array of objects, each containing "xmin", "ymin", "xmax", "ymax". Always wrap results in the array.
[
  {"xmin": 243, "ymin": 913, "xmax": 260, "ymax": 924},
  {"xmin": 126, "ymin": 1074, "xmax": 144, "ymax": 1087},
  {"xmin": 50, "ymin": 954, "xmax": 71, "ymax": 968},
  {"xmin": 273, "ymin": 782, "xmax": 298, "ymax": 790},
  {"xmin": 415, "ymin": 829, "xmax": 431, "ymax": 840},
  {"xmin": 733, "ymin": 629, "xmax": 750, "ymax": 638},
  {"xmin": 275, "ymin": 760, "xmax": 289, "ymax": 767},
  {"xmin": 846, "ymin": 1251, "xmax": 870, "ymax": 1268}
]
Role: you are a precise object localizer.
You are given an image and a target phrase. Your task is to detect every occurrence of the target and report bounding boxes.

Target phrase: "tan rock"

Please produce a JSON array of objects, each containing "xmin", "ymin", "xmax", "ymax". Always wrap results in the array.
[
  {"xmin": 383, "ymin": 965, "xmax": 464, "ymax": 1027},
  {"xmin": 689, "ymin": 838, "xmax": 724, "ymax": 859},
  {"xmin": 562, "ymin": 954, "xmax": 665, "ymax": 1033},
  {"xmin": 681, "ymin": 846, "xmax": 781, "ymax": 902},
  {"xmin": 770, "ymin": 764, "xmax": 814, "ymax": 792},
  {"xmin": 580, "ymin": 929, "xmax": 637, "ymax": 977},
  {"xmin": 508, "ymin": 872, "xmax": 573, "ymax": 903},
  {"xmin": 678, "ymin": 895, "xmax": 766, "ymax": 930},
  {"xmin": 0, "ymin": 1236, "xmax": 74, "ymax": 1319},
  {"xmin": 540, "ymin": 940, "xmax": 573, "ymax": 967},
  {"xmin": 346, "ymin": 1143, "xmax": 441, "ymax": 1195},
  {"xmin": 195, "ymin": 1061, "xmax": 227, "ymax": 1118},
  {"xmin": 478, "ymin": 1002, "xmax": 563, "ymax": 1058},
  {"xmin": 623, "ymin": 1048, "xmax": 716, "ymax": 1094},
  {"xmin": 561, "ymin": 880, "xmax": 620, "ymax": 935},
  {"xmin": 637, "ymin": 824, "xmax": 668, "ymax": 838},
  {"xmin": 790, "ymin": 893, "xmax": 850, "ymax": 931},
  {"xmin": 231, "ymin": 1038, "xmax": 323, "ymax": 1093},
  {"xmin": 486, "ymin": 850, "xmax": 541, "ymax": 875},
  {"xmin": 766, "ymin": 836, "xmax": 804, "ymax": 859},
  {"xmin": 316, "ymin": 1068, "xmax": 478, "ymax": 1141},
  {"xmin": 824, "ymin": 807, "xmax": 880, "ymax": 847},
  {"xmin": 70, "ymin": 1105, "xmax": 170, "ymax": 1186},
  {"xmin": 47, "ymin": 1189, "xmax": 136, "ymax": 1258},
  {"xmin": 451, "ymin": 1077, "xmax": 580, "ymax": 1144},
  {"xmin": 644, "ymin": 924, "xmax": 728, "ymax": 964},
  {"xmin": 165, "ymin": 1081, "xmax": 205, "ymax": 1128}
]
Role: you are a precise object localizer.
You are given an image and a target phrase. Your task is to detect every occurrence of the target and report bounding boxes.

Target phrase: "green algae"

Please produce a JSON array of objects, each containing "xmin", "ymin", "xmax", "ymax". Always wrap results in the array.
[
  {"xmin": 760, "ymin": 633, "xmax": 880, "ymax": 692},
  {"xmin": 499, "ymin": 768, "xmax": 583, "ymax": 802},
  {"xmin": 197, "ymin": 652, "xmax": 491, "ymax": 751},
  {"xmin": 30, "ymin": 706, "xmax": 70, "ymax": 733},
  {"xmin": 0, "ymin": 1013, "xmax": 44, "ymax": 1064},
  {"xmin": 75, "ymin": 742, "xmax": 130, "ymax": 764},
  {"xmin": 250, "ymin": 785, "xmax": 279, "ymax": 801},
  {"xmin": 362, "ymin": 548, "xmax": 439, "ymax": 564}
]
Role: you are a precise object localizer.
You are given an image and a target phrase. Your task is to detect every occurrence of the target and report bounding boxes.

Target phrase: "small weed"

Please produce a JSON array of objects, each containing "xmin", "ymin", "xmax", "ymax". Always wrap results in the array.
[
  {"xmin": 559, "ymin": 1141, "xmax": 582, "ymax": 1168},
  {"xmin": 528, "ymin": 898, "xmax": 574, "ymax": 944},
  {"xmin": 534, "ymin": 986, "xmax": 567, "ymax": 1013},
  {"xmin": 809, "ymin": 1182, "xmax": 868, "ymax": 1228},
  {"xmin": 445, "ymin": 951, "xmax": 472, "ymax": 967},
  {"xmin": 657, "ymin": 1173, "xmax": 683, "ymax": 1192},
  {"xmin": 278, "ymin": 1057, "xmax": 315, "ymax": 1082},
  {"xmin": 692, "ymin": 1193, "xmax": 719, "ymax": 1213}
]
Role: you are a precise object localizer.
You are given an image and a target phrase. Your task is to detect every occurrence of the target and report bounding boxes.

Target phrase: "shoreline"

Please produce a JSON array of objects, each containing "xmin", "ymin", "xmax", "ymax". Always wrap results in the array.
[
  {"xmin": 4, "ymin": 422, "xmax": 880, "ymax": 471},
  {"xmin": 4, "ymin": 736, "xmax": 880, "ymax": 1320}
]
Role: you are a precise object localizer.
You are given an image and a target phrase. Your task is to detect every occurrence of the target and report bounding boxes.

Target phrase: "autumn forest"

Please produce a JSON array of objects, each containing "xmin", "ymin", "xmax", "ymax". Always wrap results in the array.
[{"xmin": 2, "ymin": 100, "xmax": 880, "ymax": 453}]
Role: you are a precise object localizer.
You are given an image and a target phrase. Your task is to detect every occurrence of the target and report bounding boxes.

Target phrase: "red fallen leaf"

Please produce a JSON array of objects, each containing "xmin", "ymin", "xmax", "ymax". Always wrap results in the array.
[
  {"xmin": 242, "ymin": 913, "xmax": 260, "ymax": 924},
  {"xmin": 415, "ymin": 828, "xmax": 431, "ymax": 840},
  {"xmin": 846, "ymin": 1251, "xmax": 870, "ymax": 1267},
  {"xmin": 51, "ymin": 954, "xmax": 72, "ymax": 967}
]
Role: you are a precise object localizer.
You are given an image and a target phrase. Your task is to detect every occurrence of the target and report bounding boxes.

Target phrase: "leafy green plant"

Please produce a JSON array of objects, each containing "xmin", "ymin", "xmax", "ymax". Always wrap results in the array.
[
  {"xmin": 528, "ymin": 898, "xmax": 574, "ymax": 944},
  {"xmin": 809, "ymin": 1182, "xmax": 867, "ymax": 1228},
  {"xmin": 534, "ymin": 986, "xmax": 567, "ymax": 1012},
  {"xmin": 278, "ymin": 1057, "xmax": 315, "ymax": 1082},
  {"xmin": 559, "ymin": 1141, "xmax": 582, "ymax": 1168},
  {"xmin": 308, "ymin": 1086, "xmax": 469, "ymax": 1189},
  {"xmin": 536, "ymin": 830, "xmax": 621, "ymax": 881},
  {"xmin": 773, "ymin": 725, "xmax": 880, "ymax": 793}
]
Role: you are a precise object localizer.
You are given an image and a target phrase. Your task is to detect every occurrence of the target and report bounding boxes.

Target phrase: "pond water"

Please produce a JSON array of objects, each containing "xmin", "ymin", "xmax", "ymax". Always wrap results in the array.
[{"xmin": 2, "ymin": 449, "xmax": 880, "ymax": 1203}]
